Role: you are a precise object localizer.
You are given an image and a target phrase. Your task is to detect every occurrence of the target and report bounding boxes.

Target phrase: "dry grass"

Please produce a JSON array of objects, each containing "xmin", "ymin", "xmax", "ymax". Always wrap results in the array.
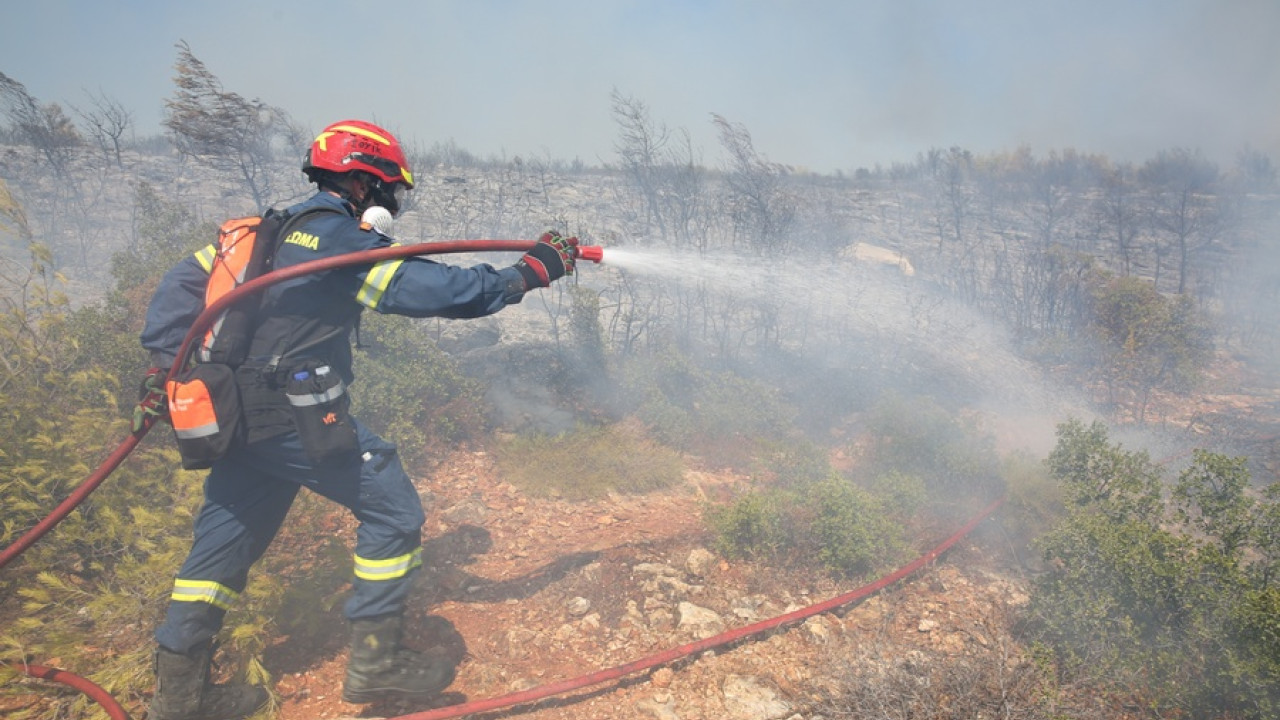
[{"xmin": 494, "ymin": 420, "xmax": 684, "ymax": 500}]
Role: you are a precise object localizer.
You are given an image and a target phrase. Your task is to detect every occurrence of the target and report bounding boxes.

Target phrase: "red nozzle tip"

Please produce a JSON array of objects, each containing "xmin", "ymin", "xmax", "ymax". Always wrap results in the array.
[{"xmin": 576, "ymin": 245, "xmax": 604, "ymax": 264}]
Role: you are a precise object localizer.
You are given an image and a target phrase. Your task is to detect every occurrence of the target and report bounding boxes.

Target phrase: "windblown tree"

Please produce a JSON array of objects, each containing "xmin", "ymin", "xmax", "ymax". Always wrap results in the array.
[
  {"xmin": 0, "ymin": 178, "xmax": 31, "ymax": 242},
  {"xmin": 1232, "ymin": 145, "xmax": 1278, "ymax": 193},
  {"xmin": 662, "ymin": 130, "xmax": 708, "ymax": 250},
  {"xmin": 0, "ymin": 71, "xmax": 82, "ymax": 180},
  {"xmin": 164, "ymin": 41, "xmax": 300, "ymax": 209},
  {"xmin": 1019, "ymin": 149, "xmax": 1088, "ymax": 252},
  {"xmin": 712, "ymin": 113, "xmax": 793, "ymax": 253},
  {"xmin": 0, "ymin": 72, "xmax": 113, "ymax": 272},
  {"xmin": 928, "ymin": 147, "xmax": 978, "ymax": 298},
  {"xmin": 612, "ymin": 90, "xmax": 705, "ymax": 249},
  {"xmin": 612, "ymin": 89, "xmax": 670, "ymax": 240},
  {"xmin": 920, "ymin": 146, "xmax": 975, "ymax": 256},
  {"xmin": 1093, "ymin": 163, "xmax": 1143, "ymax": 277}
]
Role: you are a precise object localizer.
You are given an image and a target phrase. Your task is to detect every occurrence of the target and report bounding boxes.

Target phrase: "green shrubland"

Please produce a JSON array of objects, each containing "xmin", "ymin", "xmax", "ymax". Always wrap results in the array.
[
  {"xmin": 1027, "ymin": 419, "xmax": 1280, "ymax": 718},
  {"xmin": 615, "ymin": 345, "xmax": 794, "ymax": 454},
  {"xmin": 708, "ymin": 392, "xmax": 1000, "ymax": 578}
]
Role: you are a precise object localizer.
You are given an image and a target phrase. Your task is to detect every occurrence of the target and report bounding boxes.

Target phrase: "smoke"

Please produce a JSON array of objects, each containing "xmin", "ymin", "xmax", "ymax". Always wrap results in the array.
[
  {"xmin": 586, "ymin": 245, "xmax": 1097, "ymax": 457},
  {"xmin": 5, "ymin": 2, "xmax": 1278, "ymax": 176}
]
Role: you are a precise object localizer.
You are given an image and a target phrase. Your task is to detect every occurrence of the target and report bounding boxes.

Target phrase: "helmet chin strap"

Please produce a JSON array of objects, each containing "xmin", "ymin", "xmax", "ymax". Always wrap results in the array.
[
  {"xmin": 319, "ymin": 173, "xmax": 375, "ymax": 215},
  {"xmin": 317, "ymin": 171, "xmax": 397, "ymax": 216}
]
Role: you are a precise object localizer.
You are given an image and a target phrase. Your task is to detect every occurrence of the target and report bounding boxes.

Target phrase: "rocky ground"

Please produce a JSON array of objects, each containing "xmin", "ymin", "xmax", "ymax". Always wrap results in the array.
[{"xmin": 260, "ymin": 447, "xmax": 1038, "ymax": 720}]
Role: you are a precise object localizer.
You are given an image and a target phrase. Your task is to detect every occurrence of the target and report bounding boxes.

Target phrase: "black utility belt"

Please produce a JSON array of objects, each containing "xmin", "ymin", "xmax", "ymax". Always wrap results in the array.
[{"xmin": 167, "ymin": 360, "xmax": 360, "ymax": 469}]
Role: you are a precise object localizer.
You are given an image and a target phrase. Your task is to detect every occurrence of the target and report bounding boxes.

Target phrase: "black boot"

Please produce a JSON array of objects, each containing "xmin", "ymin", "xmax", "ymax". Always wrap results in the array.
[
  {"xmin": 149, "ymin": 641, "xmax": 268, "ymax": 720},
  {"xmin": 343, "ymin": 613, "xmax": 456, "ymax": 703}
]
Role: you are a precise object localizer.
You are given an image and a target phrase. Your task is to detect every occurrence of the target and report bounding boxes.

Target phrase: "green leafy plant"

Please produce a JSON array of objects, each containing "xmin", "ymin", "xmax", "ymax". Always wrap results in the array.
[
  {"xmin": 0, "ymin": 192, "xmax": 343, "ymax": 720},
  {"xmin": 808, "ymin": 477, "xmax": 905, "ymax": 576},
  {"xmin": 709, "ymin": 470, "xmax": 909, "ymax": 578},
  {"xmin": 1028, "ymin": 419, "xmax": 1280, "ymax": 718},
  {"xmin": 1087, "ymin": 276, "xmax": 1213, "ymax": 423},
  {"xmin": 708, "ymin": 489, "xmax": 789, "ymax": 561},
  {"xmin": 749, "ymin": 436, "xmax": 832, "ymax": 488},
  {"xmin": 998, "ymin": 450, "xmax": 1063, "ymax": 566},
  {"xmin": 617, "ymin": 346, "xmax": 793, "ymax": 456},
  {"xmin": 0, "ymin": 242, "xmax": 218, "ymax": 719},
  {"xmin": 351, "ymin": 312, "xmax": 489, "ymax": 467}
]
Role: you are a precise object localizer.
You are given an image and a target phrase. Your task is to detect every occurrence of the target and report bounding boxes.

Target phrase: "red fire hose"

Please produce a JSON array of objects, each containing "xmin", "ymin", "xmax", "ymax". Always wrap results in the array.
[
  {"xmin": 3, "ymin": 662, "xmax": 133, "ymax": 720},
  {"xmin": 387, "ymin": 497, "xmax": 1005, "ymax": 720},
  {"xmin": 4, "ymin": 499, "xmax": 1002, "ymax": 720}
]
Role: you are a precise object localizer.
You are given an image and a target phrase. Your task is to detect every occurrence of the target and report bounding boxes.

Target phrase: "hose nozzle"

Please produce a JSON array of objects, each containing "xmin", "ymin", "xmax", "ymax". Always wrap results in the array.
[{"xmin": 575, "ymin": 245, "xmax": 604, "ymax": 264}]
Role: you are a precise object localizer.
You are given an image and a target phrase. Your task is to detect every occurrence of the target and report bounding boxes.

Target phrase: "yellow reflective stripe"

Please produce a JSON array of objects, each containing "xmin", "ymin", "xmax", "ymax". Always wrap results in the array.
[
  {"xmin": 356, "ymin": 253, "xmax": 405, "ymax": 309},
  {"xmin": 193, "ymin": 244, "xmax": 217, "ymax": 273},
  {"xmin": 353, "ymin": 547, "xmax": 423, "ymax": 581},
  {"xmin": 170, "ymin": 578, "xmax": 239, "ymax": 610},
  {"xmin": 325, "ymin": 124, "xmax": 391, "ymax": 146}
]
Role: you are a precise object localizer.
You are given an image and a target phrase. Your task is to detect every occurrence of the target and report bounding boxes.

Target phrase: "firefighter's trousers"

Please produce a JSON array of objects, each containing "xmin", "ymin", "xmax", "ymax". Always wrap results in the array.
[{"xmin": 155, "ymin": 418, "xmax": 426, "ymax": 654}]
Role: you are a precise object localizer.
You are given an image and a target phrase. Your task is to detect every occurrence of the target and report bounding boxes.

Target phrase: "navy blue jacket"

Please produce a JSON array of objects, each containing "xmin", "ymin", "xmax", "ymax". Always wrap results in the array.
[{"xmin": 141, "ymin": 192, "xmax": 527, "ymax": 379}]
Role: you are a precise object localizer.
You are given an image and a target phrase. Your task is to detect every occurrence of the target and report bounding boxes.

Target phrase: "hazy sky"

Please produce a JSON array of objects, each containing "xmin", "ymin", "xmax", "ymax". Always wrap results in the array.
[{"xmin": 2, "ymin": 0, "xmax": 1277, "ymax": 174}]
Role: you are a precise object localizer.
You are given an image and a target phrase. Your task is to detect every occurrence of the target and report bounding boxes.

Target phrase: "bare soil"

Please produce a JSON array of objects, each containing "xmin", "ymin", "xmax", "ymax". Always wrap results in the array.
[{"xmin": 262, "ymin": 447, "xmax": 1032, "ymax": 720}]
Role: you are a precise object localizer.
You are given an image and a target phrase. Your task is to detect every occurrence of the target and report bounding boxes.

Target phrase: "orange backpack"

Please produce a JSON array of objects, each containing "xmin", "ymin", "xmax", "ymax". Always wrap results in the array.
[{"xmin": 167, "ymin": 208, "xmax": 329, "ymax": 468}]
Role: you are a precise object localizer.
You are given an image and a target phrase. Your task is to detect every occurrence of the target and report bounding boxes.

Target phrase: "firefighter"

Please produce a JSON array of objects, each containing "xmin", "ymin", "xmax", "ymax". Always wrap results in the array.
[{"xmin": 137, "ymin": 119, "xmax": 577, "ymax": 720}]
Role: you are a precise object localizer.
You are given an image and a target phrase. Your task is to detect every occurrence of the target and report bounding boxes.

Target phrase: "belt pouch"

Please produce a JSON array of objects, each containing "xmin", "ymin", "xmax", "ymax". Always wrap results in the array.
[{"xmin": 284, "ymin": 364, "xmax": 359, "ymax": 465}]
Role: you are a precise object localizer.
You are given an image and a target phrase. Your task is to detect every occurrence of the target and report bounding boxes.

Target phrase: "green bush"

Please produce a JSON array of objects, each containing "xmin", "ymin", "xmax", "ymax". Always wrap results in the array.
[
  {"xmin": 0, "ymin": 194, "xmax": 347, "ymax": 719},
  {"xmin": 809, "ymin": 478, "xmax": 905, "ymax": 576},
  {"xmin": 634, "ymin": 387, "xmax": 695, "ymax": 449},
  {"xmin": 0, "ymin": 242, "xmax": 233, "ymax": 719},
  {"xmin": 1027, "ymin": 419, "xmax": 1280, "ymax": 718},
  {"xmin": 351, "ymin": 312, "xmax": 489, "ymax": 466},
  {"xmin": 750, "ymin": 436, "xmax": 832, "ymax": 488},
  {"xmin": 1088, "ymin": 276, "xmax": 1213, "ymax": 423},
  {"xmin": 708, "ymin": 489, "xmax": 789, "ymax": 560},
  {"xmin": 869, "ymin": 469, "xmax": 928, "ymax": 517},
  {"xmin": 999, "ymin": 450, "xmax": 1063, "ymax": 564},
  {"xmin": 709, "ymin": 471, "xmax": 909, "ymax": 578},
  {"xmin": 568, "ymin": 284, "xmax": 605, "ymax": 372}
]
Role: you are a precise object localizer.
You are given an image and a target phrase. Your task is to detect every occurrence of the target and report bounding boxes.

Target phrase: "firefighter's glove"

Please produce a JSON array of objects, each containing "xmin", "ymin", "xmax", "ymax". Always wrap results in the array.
[
  {"xmin": 514, "ymin": 231, "xmax": 578, "ymax": 290},
  {"xmin": 132, "ymin": 367, "xmax": 169, "ymax": 433}
]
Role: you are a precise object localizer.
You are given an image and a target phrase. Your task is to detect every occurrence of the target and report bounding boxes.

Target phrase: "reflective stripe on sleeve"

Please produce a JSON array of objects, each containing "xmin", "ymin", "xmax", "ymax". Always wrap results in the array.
[
  {"xmin": 356, "ymin": 252, "xmax": 406, "ymax": 309},
  {"xmin": 170, "ymin": 578, "xmax": 240, "ymax": 610},
  {"xmin": 193, "ymin": 244, "xmax": 217, "ymax": 273},
  {"xmin": 353, "ymin": 547, "xmax": 423, "ymax": 581}
]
